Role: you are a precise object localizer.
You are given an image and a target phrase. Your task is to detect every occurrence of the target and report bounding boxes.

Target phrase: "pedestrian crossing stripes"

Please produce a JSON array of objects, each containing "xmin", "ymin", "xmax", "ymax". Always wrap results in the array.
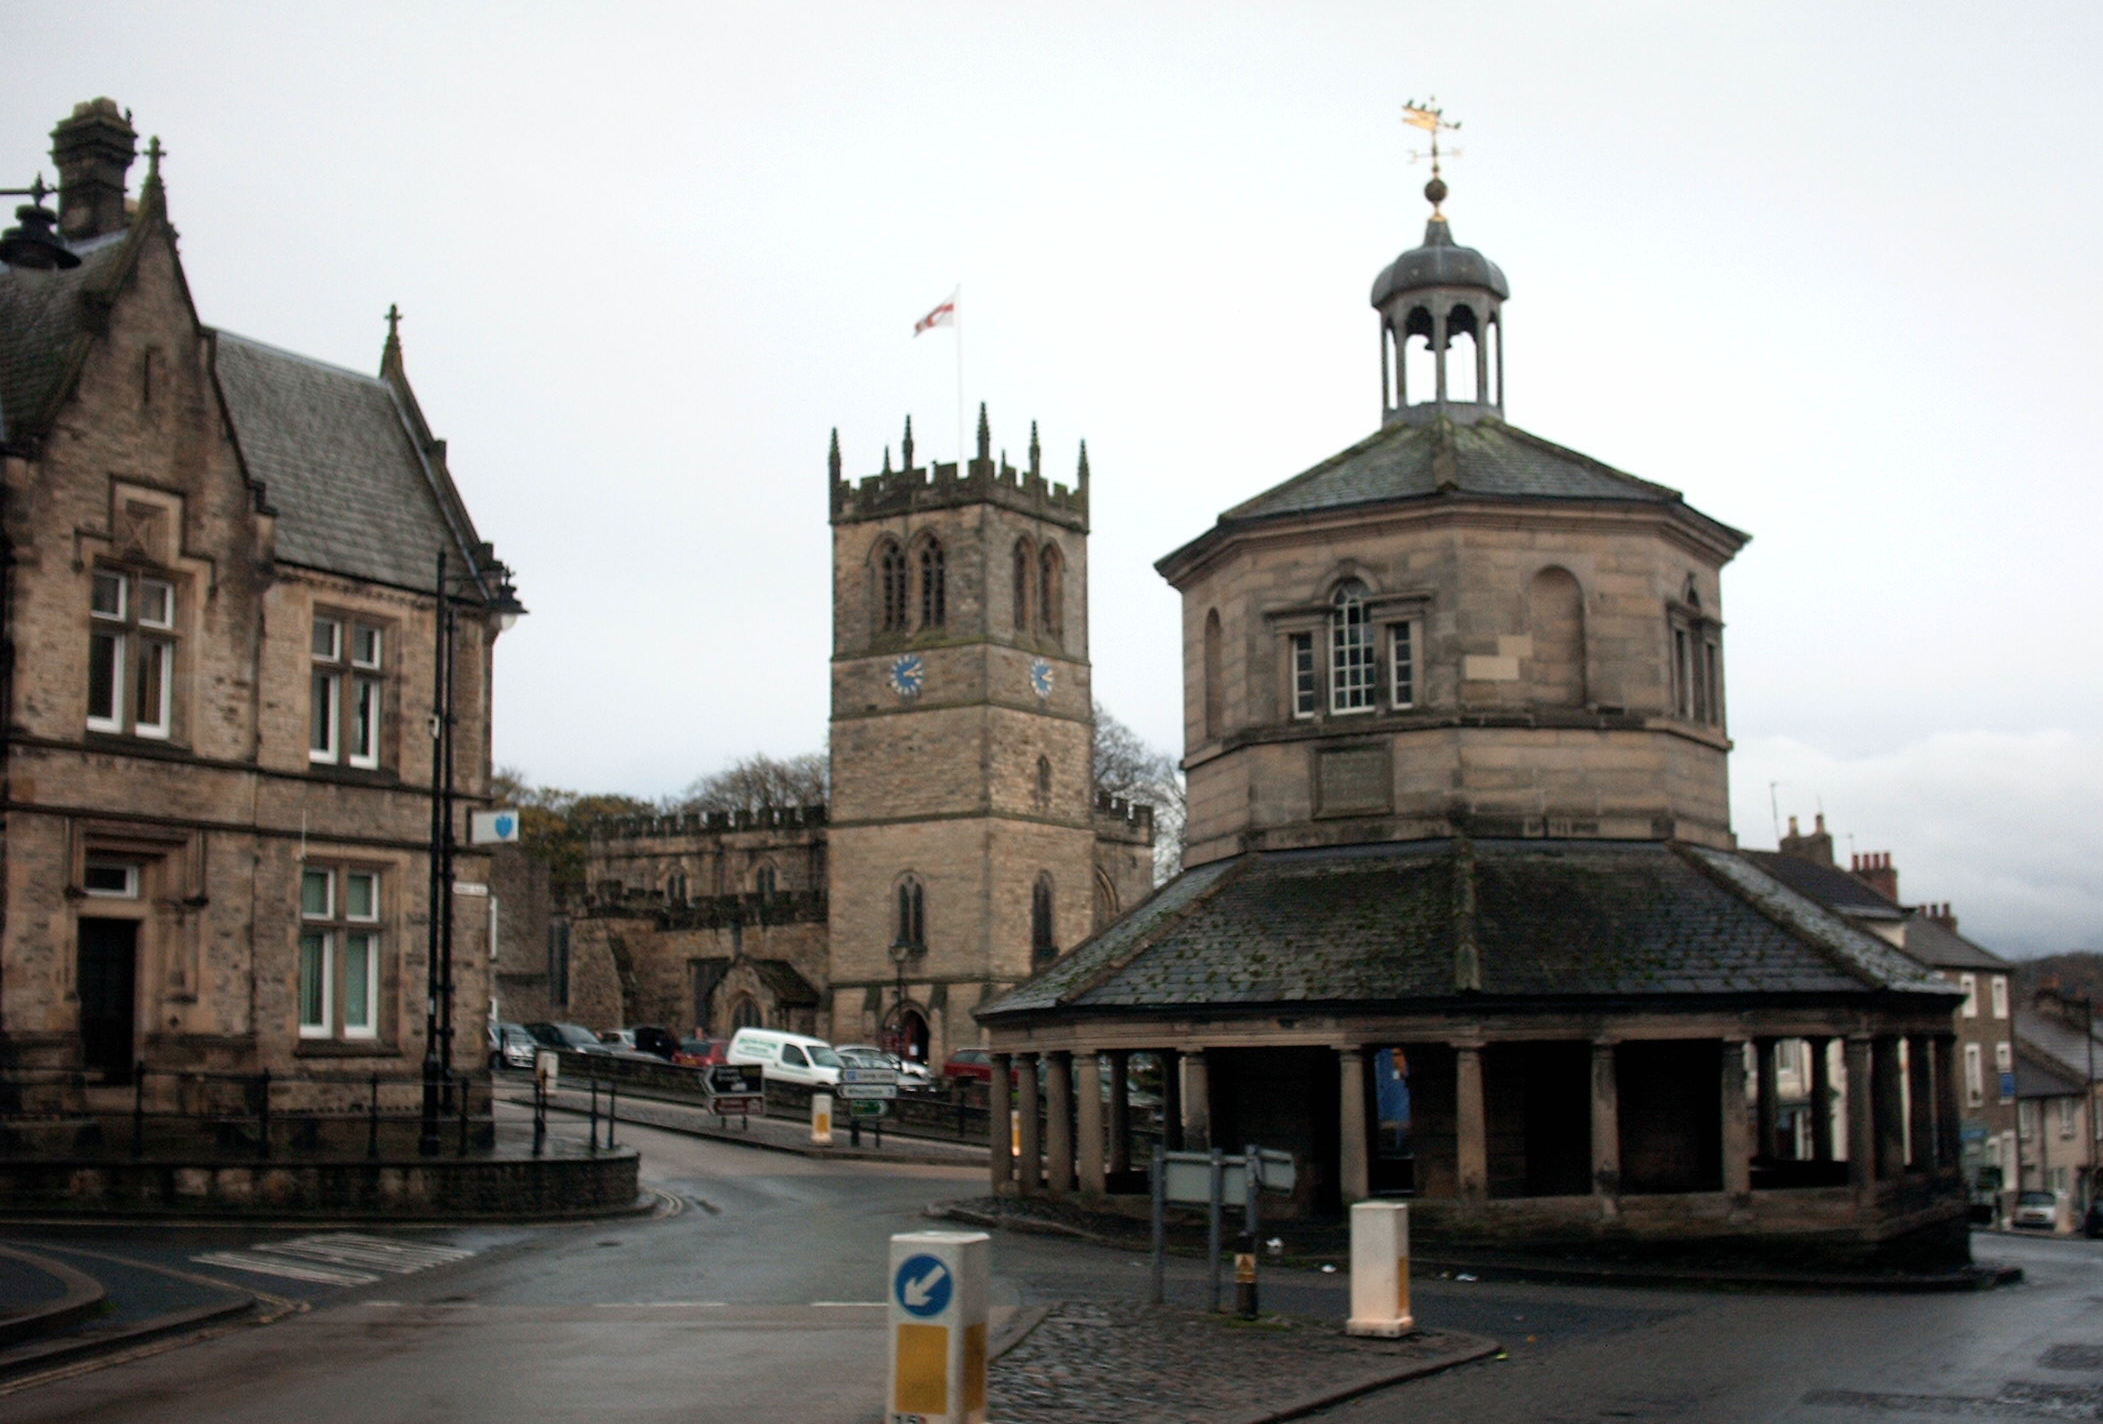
[{"xmin": 194, "ymin": 1233, "xmax": 476, "ymax": 1287}]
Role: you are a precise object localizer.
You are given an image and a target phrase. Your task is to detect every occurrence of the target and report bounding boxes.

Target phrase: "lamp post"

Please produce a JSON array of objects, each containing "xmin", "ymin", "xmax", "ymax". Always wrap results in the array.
[{"xmin": 420, "ymin": 547, "xmax": 524, "ymax": 1157}]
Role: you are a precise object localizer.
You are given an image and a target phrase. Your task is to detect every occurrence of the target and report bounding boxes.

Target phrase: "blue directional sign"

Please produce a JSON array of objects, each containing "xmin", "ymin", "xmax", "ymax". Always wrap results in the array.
[{"xmin": 893, "ymin": 1253, "xmax": 952, "ymax": 1318}]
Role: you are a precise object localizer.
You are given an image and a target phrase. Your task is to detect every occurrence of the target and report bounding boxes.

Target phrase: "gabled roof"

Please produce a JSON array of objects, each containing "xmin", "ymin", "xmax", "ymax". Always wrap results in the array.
[
  {"xmin": 1899, "ymin": 915, "xmax": 2009, "ymax": 973},
  {"xmin": 2014, "ymin": 1004, "xmax": 2103, "ymax": 1085},
  {"xmin": 2014, "ymin": 1040, "xmax": 2086, "ymax": 1099},
  {"xmin": 0, "ymin": 230, "xmax": 131, "ymax": 444},
  {"xmin": 1742, "ymin": 851, "xmax": 1907, "ymax": 923},
  {"xmin": 980, "ymin": 838, "xmax": 1951, "ymax": 1021},
  {"xmin": 212, "ymin": 333, "xmax": 487, "ymax": 594}
]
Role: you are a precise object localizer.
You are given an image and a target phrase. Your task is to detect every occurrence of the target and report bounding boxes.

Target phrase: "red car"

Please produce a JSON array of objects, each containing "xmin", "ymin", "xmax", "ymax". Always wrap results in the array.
[
  {"xmin": 942, "ymin": 1047, "xmax": 1020, "ymax": 1086},
  {"xmin": 673, "ymin": 1037, "xmax": 728, "ymax": 1069}
]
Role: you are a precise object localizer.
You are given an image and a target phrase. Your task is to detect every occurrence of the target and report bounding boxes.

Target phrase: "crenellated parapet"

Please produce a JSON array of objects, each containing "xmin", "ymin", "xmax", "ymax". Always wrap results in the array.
[
  {"xmin": 829, "ymin": 407, "xmax": 1089, "ymax": 531},
  {"xmin": 590, "ymin": 804, "xmax": 829, "ymax": 842},
  {"xmin": 1093, "ymin": 789, "xmax": 1156, "ymax": 845}
]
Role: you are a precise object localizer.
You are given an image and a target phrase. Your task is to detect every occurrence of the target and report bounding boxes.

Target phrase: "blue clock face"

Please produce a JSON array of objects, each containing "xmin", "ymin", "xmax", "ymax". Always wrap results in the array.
[
  {"xmin": 889, "ymin": 654, "xmax": 925, "ymax": 699},
  {"xmin": 1029, "ymin": 657, "xmax": 1054, "ymax": 700}
]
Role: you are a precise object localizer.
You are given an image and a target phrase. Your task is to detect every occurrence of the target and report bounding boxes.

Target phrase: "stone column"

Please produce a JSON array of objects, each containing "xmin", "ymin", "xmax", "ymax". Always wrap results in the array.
[
  {"xmin": 1754, "ymin": 1037, "xmax": 1781, "ymax": 1160},
  {"xmin": 1075, "ymin": 1051, "xmax": 1106, "ymax": 1196},
  {"xmin": 1160, "ymin": 1050, "xmax": 1184, "ymax": 1152},
  {"xmin": 1590, "ymin": 1039, "xmax": 1620, "ymax": 1197},
  {"xmin": 1045, "ymin": 1051, "xmax": 1075, "ymax": 1197},
  {"xmin": 1907, "ymin": 1036, "xmax": 1936, "ymax": 1172},
  {"xmin": 1182, "ymin": 1050, "xmax": 1211, "ymax": 1151},
  {"xmin": 1808, "ymin": 1037, "xmax": 1835, "ymax": 1163},
  {"xmin": 1844, "ymin": 1036, "xmax": 1874, "ymax": 1192},
  {"xmin": 1932, "ymin": 1035, "xmax": 1961, "ymax": 1169},
  {"xmin": 989, "ymin": 1053, "xmax": 1014, "ymax": 1195},
  {"xmin": 1721, "ymin": 1038, "xmax": 1753, "ymax": 1197},
  {"xmin": 1873, "ymin": 1035, "xmax": 1906, "ymax": 1182},
  {"xmin": 1455, "ymin": 1044, "xmax": 1487, "ymax": 1203},
  {"xmin": 1338, "ymin": 1047, "xmax": 1369, "ymax": 1204},
  {"xmin": 1105, "ymin": 1050, "xmax": 1132, "ymax": 1177},
  {"xmin": 1015, "ymin": 1053, "xmax": 1042, "ymax": 1196}
]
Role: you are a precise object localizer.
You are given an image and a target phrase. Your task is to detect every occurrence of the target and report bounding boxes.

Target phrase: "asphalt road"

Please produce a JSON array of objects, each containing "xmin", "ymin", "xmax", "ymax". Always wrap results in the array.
[{"xmin": 2, "ymin": 1110, "xmax": 2098, "ymax": 1424}]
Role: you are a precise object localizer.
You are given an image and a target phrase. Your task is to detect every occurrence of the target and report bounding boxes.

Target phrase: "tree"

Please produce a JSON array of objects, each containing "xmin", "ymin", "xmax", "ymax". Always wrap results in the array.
[
  {"xmin": 669, "ymin": 750, "xmax": 830, "ymax": 813},
  {"xmin": 1093, "ymin": 702, "xmax": 1185, "ymax": 880}
]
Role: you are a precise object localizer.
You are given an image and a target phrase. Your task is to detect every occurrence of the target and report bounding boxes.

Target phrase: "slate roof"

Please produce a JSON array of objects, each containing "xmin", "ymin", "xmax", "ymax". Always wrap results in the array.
[
  {"xmin": 2014, "ymin": 1041, "xmax": 2085, "ymax": 1099},
  {"xmin": 980, "ymin": 838, "xmax": 1953, "ymax": 1021},
  {"xmin": 1742, "ymin": 851, "xmax": 1907, "ymax": 924},
  {"xmin": 1899, "ymin": 915, "xmax": 2009, "ymax": 973},
  {"xmin": 0, "ymin": 230, "xmax": 129, "ymax": 443},
  {"xmin": 2014, "ymin": 1005, "xmax": 2102, "ymax": 1085}
]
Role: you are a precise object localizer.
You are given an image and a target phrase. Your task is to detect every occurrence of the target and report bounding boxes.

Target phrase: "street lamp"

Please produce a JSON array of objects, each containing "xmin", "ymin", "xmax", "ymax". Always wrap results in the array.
[
  {"xmin": 885, "ymin": 940, "xmax": 921, "ymax": 1059},
  {"xmin": 420, "ymin": 546, "xmax": 526, "ymax": 1156}
]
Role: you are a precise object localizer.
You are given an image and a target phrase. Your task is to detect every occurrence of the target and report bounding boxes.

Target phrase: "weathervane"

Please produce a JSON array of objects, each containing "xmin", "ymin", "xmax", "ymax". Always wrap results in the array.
[{"xmin": 1402, "ymin": 98, "xmax": 1463, "ymax": 218}]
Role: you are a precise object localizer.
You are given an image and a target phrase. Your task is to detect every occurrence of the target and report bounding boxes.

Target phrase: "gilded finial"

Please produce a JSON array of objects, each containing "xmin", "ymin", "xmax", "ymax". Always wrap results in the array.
[
  {"xmin": 975, "ymin": 401, "xmax": 991, "ymax": 463},
  {"xmin": 901, "ymin": 414, "xmax": 915, "ymax": 471},
  {"xmin": 1402, "ymin": 98, "xmax": 1463, "ymax": 220},
  {"xmin": 1028, "ymin": 420, "xmax": 1041, "ymax": 479},
  {"xmin": 828, "ymin": 427, "xmax": 841, "ymax": 482}
]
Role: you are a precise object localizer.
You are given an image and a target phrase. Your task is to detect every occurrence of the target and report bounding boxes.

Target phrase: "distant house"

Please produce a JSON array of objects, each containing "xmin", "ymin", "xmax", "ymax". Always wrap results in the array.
[
  {"xmin": 2013, "ymin": 989, "xmax": 2102, "ymax": 1224},
  {"xmin": 0, "ymin": 100, "xmax": 518, "ymax": 1111}
]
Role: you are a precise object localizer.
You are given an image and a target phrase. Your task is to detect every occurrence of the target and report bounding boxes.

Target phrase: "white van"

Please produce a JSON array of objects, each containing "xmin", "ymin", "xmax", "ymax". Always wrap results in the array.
[{"xmin": 726, "ymin": 1028, "xmax": 844, "ymax": 1088}]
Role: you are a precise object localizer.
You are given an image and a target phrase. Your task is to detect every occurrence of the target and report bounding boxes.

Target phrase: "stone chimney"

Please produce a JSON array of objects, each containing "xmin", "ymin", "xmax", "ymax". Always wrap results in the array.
[
  {"xmin": 1778, "ymin": 812, "xmax": 1835, "ymax": 867},
  {"xmin": 51, "ymin": 98, "xmax": 137, "ymax": 241},
  {"xmin": 1850, "ymin": 850, "xmax": 1898, "ymax": 904}
]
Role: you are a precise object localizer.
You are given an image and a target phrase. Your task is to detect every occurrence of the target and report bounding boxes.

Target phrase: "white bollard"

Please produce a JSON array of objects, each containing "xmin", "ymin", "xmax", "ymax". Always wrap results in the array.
[
  {"xmin": 887, "ymin": 1230, "xmax": 989, "ymax": 1424},
  {"xmin": 1346, "ymin": 1200, "xmax": 1415, "ymax": 1337},
  {"xmin": 535, "ymin": 1050, "xmax": 559, "ymax": 1092},
  {"xmin": 811, "ymin": 1091, "xmax": 834, "ymax": 1145}
]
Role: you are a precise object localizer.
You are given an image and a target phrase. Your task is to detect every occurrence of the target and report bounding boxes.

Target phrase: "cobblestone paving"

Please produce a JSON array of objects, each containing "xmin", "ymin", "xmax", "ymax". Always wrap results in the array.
[{"xmin": 989, "ymin": 1300, "xmax": 1494, "ymax": 1424}]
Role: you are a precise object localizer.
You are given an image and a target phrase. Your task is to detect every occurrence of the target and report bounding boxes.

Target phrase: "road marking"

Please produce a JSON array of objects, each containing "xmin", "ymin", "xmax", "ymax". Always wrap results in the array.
[
  {"xmin": 811, "ymin": 1300, "xmax": 885, "ymax": 1308},
  {"xmin": 591, "ymin": 1301, "xmax": 730, "ymax": 1308},
  {"xmin": 192, "ymin": 1233, "xmax": 476, "ymax": 1287}
]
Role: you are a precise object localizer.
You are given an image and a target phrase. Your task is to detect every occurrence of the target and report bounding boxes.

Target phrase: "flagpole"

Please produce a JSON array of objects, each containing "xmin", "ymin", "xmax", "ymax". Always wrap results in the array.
[{"xmin": 954, "ymin": 284, "xmax": 966, "ymax": 469}]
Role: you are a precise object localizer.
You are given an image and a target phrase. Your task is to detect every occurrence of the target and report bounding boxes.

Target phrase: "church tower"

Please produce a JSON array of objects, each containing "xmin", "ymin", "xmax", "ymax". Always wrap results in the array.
[{"xmin": 826, "ymin": 409, "xmax": 1098, "ymax": 1066}]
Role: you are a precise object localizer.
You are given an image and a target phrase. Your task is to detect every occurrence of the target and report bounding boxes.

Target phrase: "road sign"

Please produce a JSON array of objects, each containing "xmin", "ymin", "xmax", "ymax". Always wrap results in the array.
[
  {"xmin": 850, "ymin": 1099, "xmax": 889, "ymax": 1119},
  {"xmin": 708, "ymin": 1064, "xmax": 763, "ymax": 1096},
  {"xmin": 887, "ymin": 1232, "xmax": 988, "ymax": 1424},
  {"xmin": 469, "ymin": 809, "xmax": 521, "ymax": 844},
  {"xmin": 711, "ymin": 1095, "xmax": 763, "ymax": 1118},
  {"xmin": 1162, "ymin": 1148, "xmax": 1296, "ymax": 1204},
  {"xmin": 836, "ymin": 1082, "xmax": 898, "ymax": 1100},
  {"xmin": 841, "ymin": 1066, "xmax": 899, "ymax": 1086},
  {"xmin": 894, "ymin": 1253, "xmax": 953, "ymax": 1318}
]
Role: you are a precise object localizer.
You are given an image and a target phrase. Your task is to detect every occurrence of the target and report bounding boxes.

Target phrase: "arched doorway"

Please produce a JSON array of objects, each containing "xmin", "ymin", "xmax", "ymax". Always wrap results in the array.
[{"xmin": 883, "ymin": 1004, "xmax": 931, "ymax": 1067}]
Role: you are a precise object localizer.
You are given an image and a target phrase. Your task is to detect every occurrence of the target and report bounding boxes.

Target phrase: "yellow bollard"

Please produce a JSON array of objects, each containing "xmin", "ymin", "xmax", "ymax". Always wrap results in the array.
[{"xmin": 811, "ymin": 1091, "xmax": 833, "ymax": 1145}]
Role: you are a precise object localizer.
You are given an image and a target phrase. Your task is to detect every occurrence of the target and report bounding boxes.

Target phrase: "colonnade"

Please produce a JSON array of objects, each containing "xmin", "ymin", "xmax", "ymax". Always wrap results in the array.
[{"xmin": 990, "ymin": 1031, "xmax": 1962, "ymax": 1206}]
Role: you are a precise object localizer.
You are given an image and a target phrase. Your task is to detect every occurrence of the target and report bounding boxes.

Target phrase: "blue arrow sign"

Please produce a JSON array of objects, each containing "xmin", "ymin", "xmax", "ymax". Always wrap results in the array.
[{"xmin": 893, "ymin": 1253, "xmax": 952, "ymax": 1318}]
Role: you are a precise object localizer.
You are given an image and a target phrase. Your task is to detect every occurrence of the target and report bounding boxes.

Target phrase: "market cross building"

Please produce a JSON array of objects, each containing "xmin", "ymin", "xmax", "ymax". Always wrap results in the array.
[{"xmin": 976, "ymin": 157, "xmax": 1969, "ymax": 1266}]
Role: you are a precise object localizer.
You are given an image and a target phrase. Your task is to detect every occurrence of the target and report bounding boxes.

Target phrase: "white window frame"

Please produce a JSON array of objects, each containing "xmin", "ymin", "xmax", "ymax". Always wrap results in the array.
[
  {"xmin": 1958, "ymin": 973, "xmax": 1978, "ymax": 1018},
  {"xmin": 300, "ymin": 865, "xmax": 383, "ymax": 1042},
  {"xmin": 88, "ymin": 568, "xmax": 176, "ymax": 738},
  {"xmin": 1990, "ymin": 975, "xmax": 2009, "ymax": 1020},
  {"xmin": 1995, "ymin": 1040, "xmax": 2014, "ymax": 1104},
  {"xmin": 311, "ymin": 614, "xmax": 386, "ymax": 768},
  {"xmin": 1328, "ymin": 581, "xmax": 1375, "ymax": 715},
  {"xmin": 84, "ymin": 859, "xmax": 142, "ymax": 899},
  {"xmin": 1963, "ymin": 1043, "xmax": 1983, "ymax": 1107},
  {"xmin": 1289, "ymin": 633, "xmax": 1316, "ymax": 720},
  {"xmin": 2057, "ymin": 1097, "xmax": 2076, "ymax": 1139},
  {"xmin": 1389, "ymin": 619, "xmax": 1418, "ymax": 710}
]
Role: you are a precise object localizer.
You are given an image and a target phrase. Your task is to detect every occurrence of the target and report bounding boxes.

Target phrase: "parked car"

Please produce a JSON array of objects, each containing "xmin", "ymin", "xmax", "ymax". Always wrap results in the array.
[
  {"xmin": 629, "ymin": 1026, "xmax": 680, "ymax": 1061},
  {"xmin": 524, "ymin": 1022, "xmax": 607, "ymax": 1054},
  {"xmin": 836, "ymin": 1044, "xmax": 934, "ymax": 1089},
  {"xmin": 2011, "ymin": 1189, "xmax": 2060, "ymax": 1230},
  {"xmin": 488, "ymin": 1022, "xmax": 538, "ymax": 1071},
  {"xmin": 598, "ymin": 1028, "xmax": 637, "ymax": 1050},
  {"xmin": 943, "ymin": 1047, "xmax": 1012, "ymax": 1086},
  {"xmin": 2083, "ymin": 1197, "xmax": 2103, "ymax": 1239},
  {"xmin": 726, "ymin": 1027, "xmax": 844, "ymax": 1088},
  {"xmin": 673, "ymin": 1037, "xmax": 728, "ymax": 1069}
]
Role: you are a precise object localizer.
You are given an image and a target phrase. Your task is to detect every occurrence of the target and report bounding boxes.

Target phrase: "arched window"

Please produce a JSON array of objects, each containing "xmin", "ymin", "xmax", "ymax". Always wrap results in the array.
[
  {"xmin": 1203, "ymin": 609, "xmax": 1223, "ymax": 740},
  {"xmin": 875, "ymin": 539, "xmax": 908, "ymax": 633},
  {"xmin": 1012, "ymin": 539, "xmax": 1034, "ymax": 632},
  {"xmin": 1035, "ymin": 754, "xmax": 1052, "ymax": 811},
  {"xmin": 1038, "ymin": 543, "xmax": 1063, "ymax": 641},
  {"xmin": 1527, "ymin": 566, "xmax": 1585, "ymax": 707},
  {"xmin": 1093, "ymin": 867, "xmax": 1119, "ymax": 930},
  {"xmin": 729, "ymin": 996, "xmax": 763, "ymax": 1031},
  {"xmin": 1030, "ymin": 873, "xmax": 1056, "ymax": 969},
  {"xmin": 754, "ymin": 863, "xmax": 778, "ymax": 898},
  {"xmin": 894, "ymin": 873, "xmax": 926, "ymax": 949},
  {"xmin": 1329, "ymin": 579, "xmax": 1375, "ymax": 713},
  {"xmin": 919, "ymin": 539, "xmax": 946, "ymax": 628},
  {"xmin": 666, "ymin": 872, "xmax": 687, "ymax": 904}
]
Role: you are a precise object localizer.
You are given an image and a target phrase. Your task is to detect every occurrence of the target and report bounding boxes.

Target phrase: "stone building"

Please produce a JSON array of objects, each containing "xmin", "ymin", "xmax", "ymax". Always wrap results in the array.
[
  {"xmin": 976, "ymin": 168, "xmax": 1969, "ymax": 1264},
  {"xmin": 552, "ymin": 412, "xmax": 1153, "ymax": 1067},
  {"xmin": 0, "ymin": 101, "xmax": 518, "ymax": 1111}
]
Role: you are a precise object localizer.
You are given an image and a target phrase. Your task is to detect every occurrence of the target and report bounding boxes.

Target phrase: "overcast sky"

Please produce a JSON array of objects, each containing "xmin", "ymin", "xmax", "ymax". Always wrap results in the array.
[{"xmin": 10, "ymin": 2, "xmax": 2100, "ymax": 958}]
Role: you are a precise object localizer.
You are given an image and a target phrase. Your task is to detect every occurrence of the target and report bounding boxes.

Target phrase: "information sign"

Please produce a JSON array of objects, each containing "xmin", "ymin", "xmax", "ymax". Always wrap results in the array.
[{"xmin": 837, "ymin": 1082, "xmax": 899, "ymax": 1100}]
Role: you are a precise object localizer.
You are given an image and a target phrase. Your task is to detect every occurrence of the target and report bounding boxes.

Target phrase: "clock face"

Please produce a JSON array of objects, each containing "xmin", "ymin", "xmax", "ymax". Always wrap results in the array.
[
  {"xmin": 889, "ymin": 653, "xmax": 925, "ymax": 699},
  {"xmin": 1029, "ymin": 657, "xmax": 1054, "ymax": 700}
]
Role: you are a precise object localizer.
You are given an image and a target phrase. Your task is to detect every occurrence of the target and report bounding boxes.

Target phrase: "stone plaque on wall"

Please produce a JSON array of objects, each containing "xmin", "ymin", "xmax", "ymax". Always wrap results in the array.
[{"xmin": 1316, "ymin": 745, "xmax": 1391, "ymax": 817}]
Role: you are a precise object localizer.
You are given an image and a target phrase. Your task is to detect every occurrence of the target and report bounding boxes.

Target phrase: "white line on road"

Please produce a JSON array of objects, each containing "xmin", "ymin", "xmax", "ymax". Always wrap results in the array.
[
  {"xmin": 189, "ymin": 1252, "xmax": 378, "ymax": 1286},
  {"xmin": 810, "ymin": 1301, "xmax": 885, "ymax": 1308}
]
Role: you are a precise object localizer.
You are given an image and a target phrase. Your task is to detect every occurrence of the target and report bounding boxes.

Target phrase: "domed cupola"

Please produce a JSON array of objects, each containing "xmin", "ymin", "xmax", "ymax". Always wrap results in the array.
[{"xmin": 1372, "ymin": 106, "xmax": 1507, "ymax": 427}]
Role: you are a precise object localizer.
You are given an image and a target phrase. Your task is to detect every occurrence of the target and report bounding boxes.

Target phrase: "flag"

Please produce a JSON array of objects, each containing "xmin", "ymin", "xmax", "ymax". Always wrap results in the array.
[{"xmin": 914, "ymin": 290, "xmax": 956, "ymax": 336}]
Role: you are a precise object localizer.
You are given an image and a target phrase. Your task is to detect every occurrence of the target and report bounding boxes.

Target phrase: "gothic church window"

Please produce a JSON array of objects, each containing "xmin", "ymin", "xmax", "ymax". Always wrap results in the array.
[
  {"xmin": 1203, "ymin": 610, "xmax": 1223, "ymax": 740},
  {"xmin": 876, "ymin": 539, "xmax": 908, "ymax": 633},
  {"xmin": 1031, "ymin": 874, "xmax": 1056, "ymax": 969},
  {"xmin": 754, "ymin": 863, "xmax": 777, "ymax": 898},
  {"xmin": 1012, "ymin": 539, "xmax": 1034, "ymax": 632},
  {"xmin": 1038, "ymin": 543, "xmax": 1063, "ymax": 642},
  {"xmin": 1329, "ymin": 579, "xmax": 1375, "ymax": 714},
  {"xmin": 919, "ymin": 539, "xmax": 946, "ymax": 628},
  {"xmin": 894, "ymin": 873, "xmax": 926, "ymax": 949},
  {"xmin": 1035, "ymin": 755, "xmax": 1052, "ymax": 812}
]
